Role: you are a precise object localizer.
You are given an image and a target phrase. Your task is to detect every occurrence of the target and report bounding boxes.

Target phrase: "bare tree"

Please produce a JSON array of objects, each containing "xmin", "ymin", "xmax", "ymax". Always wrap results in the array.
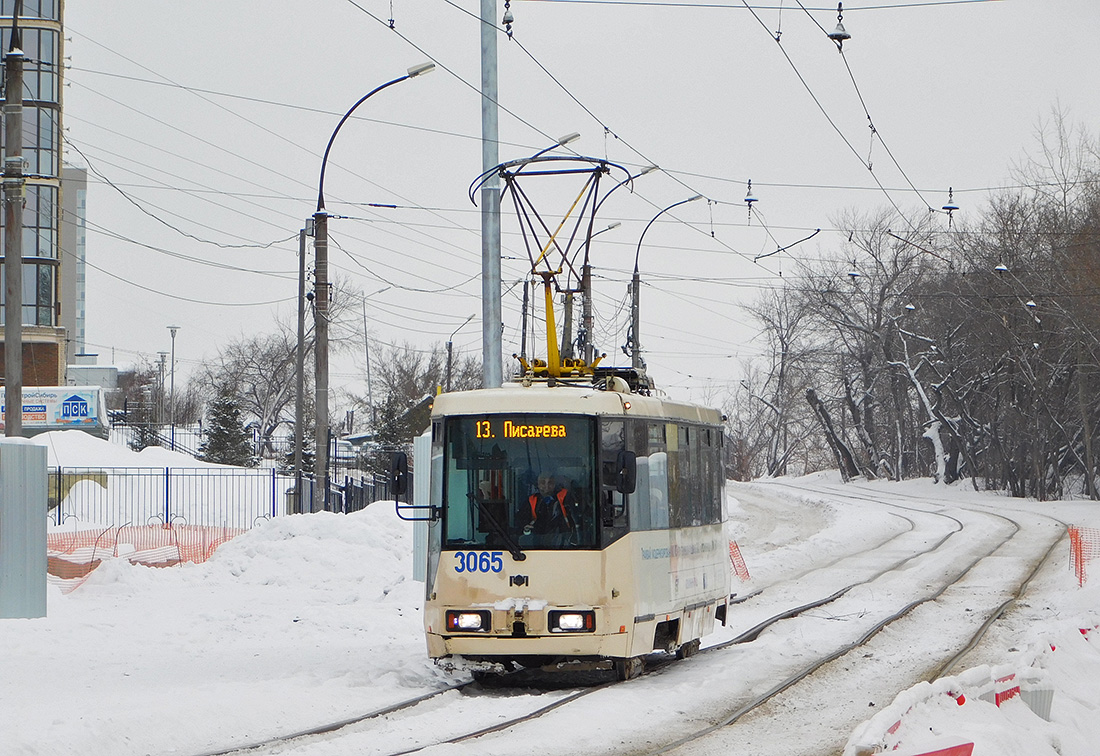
[{"xmin": 352, "ymin": 341, "xmax": 482, "ymax": 473}]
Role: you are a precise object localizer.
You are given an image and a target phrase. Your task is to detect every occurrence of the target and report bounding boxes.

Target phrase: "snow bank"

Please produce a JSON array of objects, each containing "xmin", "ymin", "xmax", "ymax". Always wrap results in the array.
[
  {"xmin": 838, "ymin": 480, "xmax": 1100, "ymax": 756},
  {"xmin": 31, "ymin": 429, "xmax": 224, "ymax": 468},
  {"xmin": 3, "ymin": 502, "xmax": 446, "ymax": 756}
]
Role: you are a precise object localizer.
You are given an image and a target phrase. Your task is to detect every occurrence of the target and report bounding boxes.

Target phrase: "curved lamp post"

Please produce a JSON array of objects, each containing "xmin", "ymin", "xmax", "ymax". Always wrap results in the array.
[
  {"xmin": 167, "ymin": 326, "xmax": 180, "ymax": 450},
  {"xmin": 445, "ymin": 314, "xmax": 476, "ymax": 392},
  {"xmin": 628, "ymin": 195, "xmax": 703, "ymax": 370},
  {"xmin": 578, "ymin": 164, "xmax": 657, "ymax": 364},
  {"xmin": 310, "ymin": 62, "xmax": 434, "ymax": 514}
]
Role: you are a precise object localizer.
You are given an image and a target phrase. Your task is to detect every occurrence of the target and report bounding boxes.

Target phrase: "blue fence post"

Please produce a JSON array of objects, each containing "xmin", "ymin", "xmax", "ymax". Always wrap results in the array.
[
  {"xmin": 271, "ymin": 467, "xmax": 277, "ymax": 519},
  {"xmin": 164, "ymin": 467, "xmax": 170, "ymax": 525},
  {"xmin": 55, "ymin": 466, "xmax": 62, "ymax": 525}
]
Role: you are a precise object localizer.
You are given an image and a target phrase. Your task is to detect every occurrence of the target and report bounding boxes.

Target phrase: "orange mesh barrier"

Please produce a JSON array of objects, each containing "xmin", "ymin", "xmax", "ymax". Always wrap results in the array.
[
  {"xmin": 728, "ymin": 540, "xmax": 751, "ymax": 582},
  {"xmin": 46, "ymin": 524, "xmax": 246, "ymax": 593},
  {"xmin": 1069, "ymin": 526, "xmax": 1100, "ymax": 587}
]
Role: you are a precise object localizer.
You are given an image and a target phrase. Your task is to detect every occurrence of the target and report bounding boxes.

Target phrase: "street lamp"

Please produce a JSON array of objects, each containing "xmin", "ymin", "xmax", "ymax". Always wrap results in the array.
[
  {"xmin": 156, "ymin": 351, "xmax": 168, "ymax": 426},
  {"xmin": 167, "ymin": 326, "xmax": 180, "ymax": 450},
  {"xmin": 628, "ymin": 195, "xmax": 704, "ymax": 370},
  {"xmin": 311, "ymin": 61, "xmax": 434, "ymax": 514},
  {"xmin": 361, "ymin": 285, "xmax": 392, "ymax": 430},
  {"xmin": 577, "ymin": 165, "xmax": 658, "ymax": 364},
  {"xmin": 446, "ymin": 314, "xmax": 476, "ymax": 392}
]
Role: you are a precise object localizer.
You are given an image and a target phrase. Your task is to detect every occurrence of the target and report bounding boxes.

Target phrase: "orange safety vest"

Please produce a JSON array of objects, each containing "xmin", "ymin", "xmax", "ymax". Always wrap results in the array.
[{"xmin": 529, "ymin": 488, "xmax": 569, "ymax": 522}]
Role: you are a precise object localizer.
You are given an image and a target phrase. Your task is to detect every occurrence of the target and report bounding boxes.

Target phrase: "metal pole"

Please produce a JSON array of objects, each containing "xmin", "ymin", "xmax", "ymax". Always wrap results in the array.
[
  {"xmin": 3, "ymin": 40, "xmax": 23, "ymax": 437},
  {"xmin": 519, "ymin": 280, "xmax": 529, "ymax": 360},
  {"xmin": 631, "ymin": 195, "xmax": 702, "ymax": 371},
  {"xmin": 445, "ymin": 313, "xmax": 474, "ymax": 393},
  {"xmin": 630, "ymin": 271, "xmax": 641, "ymax": 370},
  {"xmin": 561, "ymin": 291, "xmax": 574, "ymax": 360},
  {"xmin": 157, "ymin": 352, "xmax": 167, "ymax": 425},
  {"xmin": 363, "ymin": 301, "xmax": 374, "ymax": 425},
  {"xmin": 480, "ymin": 0, "xmax": 502, "ymax": 388},
  {"xmin": 295, "ymin": 228, "xmax": 306, "ymax": 513},
  {"xmin": 310, "ymin": 64, "xmax": 433, "ymax": 514},
  {"xmin": 581, "ymin": 264, "xmax": 592, "ymax": 364},
  {"xmin": 168, "ymin": 326, "xmax": 179, "ymax": 450},
  {"xmin": 313, "ymin": 210, "xmax": 329, "ymax": 513},
  {"xmin": 446, "ymin": 339, "xmax": 453, "ymax": 392}
]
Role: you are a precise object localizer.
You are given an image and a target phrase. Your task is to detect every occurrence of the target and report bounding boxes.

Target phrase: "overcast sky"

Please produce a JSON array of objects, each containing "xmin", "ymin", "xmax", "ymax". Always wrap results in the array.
[{"xmin": 61, "ymin": 0, "xmax": 1100, "ymax": 407}]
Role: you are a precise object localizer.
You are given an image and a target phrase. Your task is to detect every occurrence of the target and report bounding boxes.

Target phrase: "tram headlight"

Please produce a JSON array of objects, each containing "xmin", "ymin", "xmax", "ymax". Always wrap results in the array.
[
  {"xmin": 446, "ymin": 610, "xmax": 491, "ymax": 633},
  {"xmin": 548, "ymin": 610, "xmax": 596, "ymax": 633}
]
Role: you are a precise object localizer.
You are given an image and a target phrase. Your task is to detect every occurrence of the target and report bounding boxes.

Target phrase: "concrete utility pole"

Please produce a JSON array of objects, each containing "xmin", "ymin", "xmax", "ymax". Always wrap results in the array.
[
  {"xmin": 629, "ymin": 272, "xmax": 642, "ymax": 370},
  {"xmin": 312, "ymin": 210, "xmax": 330, "ymax": 514},
  {"xmin": 3, "ymin": 24, "xmax": 23, "ymax": 437},
  {"xmin": 294, "ymin": 228, "xmax": 306, "ymax": 513},
  {"xmin": 480, "ymin": 0, "xmax": 503, "ymax": 388}
]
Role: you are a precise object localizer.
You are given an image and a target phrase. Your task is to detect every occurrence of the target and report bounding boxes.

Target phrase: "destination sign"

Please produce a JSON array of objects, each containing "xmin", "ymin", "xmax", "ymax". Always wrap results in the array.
[{"xmin": 474, "ymin": 419, "xmax": 568, "ymax": 440}]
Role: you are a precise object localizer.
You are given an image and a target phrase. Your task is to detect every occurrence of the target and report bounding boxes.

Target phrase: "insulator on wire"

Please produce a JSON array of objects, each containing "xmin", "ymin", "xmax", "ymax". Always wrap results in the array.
[{"xmin": 828, "ymin": 3, "xmax": 851, "ymax": 46}]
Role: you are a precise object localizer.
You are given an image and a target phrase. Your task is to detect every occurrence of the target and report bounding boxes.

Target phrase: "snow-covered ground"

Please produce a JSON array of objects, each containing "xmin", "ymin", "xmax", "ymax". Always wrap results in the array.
[{"xmin": 2, "ymin": 434, "xmax": 1099, "ymax": 755}]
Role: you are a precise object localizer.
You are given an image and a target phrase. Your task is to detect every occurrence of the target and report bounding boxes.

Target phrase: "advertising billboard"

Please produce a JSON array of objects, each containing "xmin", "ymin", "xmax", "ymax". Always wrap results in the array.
[{"xmin": 0, "ymin": 386, "xmax": 106, "ymax": 433}]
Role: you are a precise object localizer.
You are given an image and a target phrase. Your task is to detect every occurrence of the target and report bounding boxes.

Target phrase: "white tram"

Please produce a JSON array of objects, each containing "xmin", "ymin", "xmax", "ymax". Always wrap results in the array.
[{"xmin": 408, "ymin": 374, "xmax": 730, "ymax": 679}]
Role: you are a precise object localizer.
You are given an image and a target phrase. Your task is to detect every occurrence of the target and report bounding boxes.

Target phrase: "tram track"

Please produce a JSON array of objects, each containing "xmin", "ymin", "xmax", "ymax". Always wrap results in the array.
[
  {"xmin": 799, "ymin": 478, "xmax": 1071, "ymax": 680},
  {"xmin": 182, "ymin": 482, "xmax": 1063, "ymax": 756},
  {"xmin": 186, "ymin": 485, "xmax": 990, "ymax": 756},
  {"xmin": 644, "ymin": 480, "xmax": 1066, "ymax": 756}
]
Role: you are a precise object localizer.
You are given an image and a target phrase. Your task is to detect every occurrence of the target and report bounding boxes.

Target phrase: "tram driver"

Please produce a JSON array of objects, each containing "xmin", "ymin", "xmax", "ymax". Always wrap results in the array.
[{"xmin": 522, "ymin": 472, "xmax": 575, "ymax": 546}]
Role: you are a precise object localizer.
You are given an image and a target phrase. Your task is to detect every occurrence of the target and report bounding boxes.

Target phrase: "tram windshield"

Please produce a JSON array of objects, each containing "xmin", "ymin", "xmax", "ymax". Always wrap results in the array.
[{"xmin": 443, "ymin": 414, "xmax": 597, "ymax": 550}]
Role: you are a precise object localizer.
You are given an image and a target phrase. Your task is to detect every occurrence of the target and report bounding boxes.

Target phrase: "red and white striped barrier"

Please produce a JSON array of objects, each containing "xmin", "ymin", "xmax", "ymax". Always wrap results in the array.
[{"xmin": 889, "ymin": 738, "xmax": 974, "ymax": 756}]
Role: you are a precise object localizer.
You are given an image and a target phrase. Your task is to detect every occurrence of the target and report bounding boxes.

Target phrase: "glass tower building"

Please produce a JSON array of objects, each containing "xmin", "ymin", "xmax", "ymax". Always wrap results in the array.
[{"xmin": 0, "ymin": 0, "xmax": 67, "ymax": 386}]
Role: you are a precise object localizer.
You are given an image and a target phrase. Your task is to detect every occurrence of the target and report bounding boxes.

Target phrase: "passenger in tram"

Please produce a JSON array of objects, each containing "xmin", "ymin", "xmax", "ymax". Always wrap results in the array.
[{"xmin": 522, "ymin": 472, "xmax": 575, "ymax": 546}]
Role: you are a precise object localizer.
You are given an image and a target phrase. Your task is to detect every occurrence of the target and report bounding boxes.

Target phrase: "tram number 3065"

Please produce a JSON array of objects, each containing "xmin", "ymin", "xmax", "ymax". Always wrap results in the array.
[{"xmin": 454, "ymin": 551, "xmax": 504, "ymax": 573}]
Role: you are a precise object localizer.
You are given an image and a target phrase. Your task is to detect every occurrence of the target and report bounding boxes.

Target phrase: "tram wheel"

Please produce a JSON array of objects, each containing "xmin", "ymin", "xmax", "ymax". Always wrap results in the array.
[
  {"xmin": 675, "ymin": 639, "xmax": 701, "ymax": 660},
  {"xmin": 614, "ymin": 656, "xmax": 645, "ymax": 681}
]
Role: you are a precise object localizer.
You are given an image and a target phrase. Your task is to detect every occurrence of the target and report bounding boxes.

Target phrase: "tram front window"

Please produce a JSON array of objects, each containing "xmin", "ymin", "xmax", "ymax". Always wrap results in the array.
[{"xmin": 443, "ymin": 415, "xmax": 597, "ymax": 550}]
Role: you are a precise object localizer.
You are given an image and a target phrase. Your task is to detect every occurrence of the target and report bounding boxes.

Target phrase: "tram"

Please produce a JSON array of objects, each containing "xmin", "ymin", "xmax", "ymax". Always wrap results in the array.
[
  {"xmin": 391, "ymin": 152, "xmax": 730, "ymax": 679},
  {"xmin": 397, "ymin": 364, "xmax": 730, "ymax": 679}
]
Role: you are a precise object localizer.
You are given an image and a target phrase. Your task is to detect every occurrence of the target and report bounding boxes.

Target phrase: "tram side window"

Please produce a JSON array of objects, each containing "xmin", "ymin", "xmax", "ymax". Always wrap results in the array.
[
  {"xmin": 714, "ymin": 430, "xmax": 725, "ymax": 522},
  {"xmin": 627, "ymin": 420, "xmax": 651, "ymax": 531},
  {"xmin": 716, "ymin": 430, "xmax": 727, "ymax": 522},
  {"xmin": 695, "ymin": 426, "xmax": 721, "ymax": 525},
  {"xmin": 600, "ymin": 420, "xmax": 629, "ymax": 536},
  {"xmin": 620, "ymin": 420, "xmax": 721, "ymax": 531},
  {"xmin": 666, "ymin": 423, "xmax": 683, "ymax": 528},
  {"xmin": 699, "ymin": 428, "xmax": 719, "ymax": 524},
  {"xmin": 648, "ymin": 423, "xmax": 669, "ymax": 529},
  {"xmin": 684, "ymin": 425, "xmax": 707, "ymax": 527}
]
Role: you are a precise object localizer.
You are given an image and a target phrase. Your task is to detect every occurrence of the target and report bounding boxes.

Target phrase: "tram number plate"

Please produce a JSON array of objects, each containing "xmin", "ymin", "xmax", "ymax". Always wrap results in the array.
[{"xmin": 454, "ymin": 551, "xmax": 504, "ymax": 574}]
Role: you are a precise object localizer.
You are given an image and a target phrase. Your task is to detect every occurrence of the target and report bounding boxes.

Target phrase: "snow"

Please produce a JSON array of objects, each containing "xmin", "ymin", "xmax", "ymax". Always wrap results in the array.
[
  {"xmin": 32, "ymin": 429, "xmax": 225, "ymax": 468},
  {"xmin": 2, "ymin": 435, "xmax": 1100, "ymax": 755}
]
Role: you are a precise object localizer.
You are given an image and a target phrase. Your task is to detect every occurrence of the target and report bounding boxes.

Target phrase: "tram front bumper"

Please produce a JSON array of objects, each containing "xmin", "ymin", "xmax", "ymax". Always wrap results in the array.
[{"xmin": 428, "ymin": 630, "xmax": 631, "ymax": 660}]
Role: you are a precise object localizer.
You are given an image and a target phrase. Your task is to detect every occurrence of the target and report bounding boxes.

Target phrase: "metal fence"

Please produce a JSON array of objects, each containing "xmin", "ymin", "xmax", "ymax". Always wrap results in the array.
[
  {"xmin": 50, "ymin": 467, "xmax": 399, "ymax": 531},
  {"xmin": 51, "ymin": 467, "xmax": 294, "ymax": 530},
  {"xmin": 290, "ymin": 474, "xmax": 395, "ymax": 515}
]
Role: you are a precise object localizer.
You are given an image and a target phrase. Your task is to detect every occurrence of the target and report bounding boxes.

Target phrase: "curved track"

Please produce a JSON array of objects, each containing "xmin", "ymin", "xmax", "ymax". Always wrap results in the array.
[{"xmin": 186, "ymin": 481, "xmax": 1065, "ymax": 756}]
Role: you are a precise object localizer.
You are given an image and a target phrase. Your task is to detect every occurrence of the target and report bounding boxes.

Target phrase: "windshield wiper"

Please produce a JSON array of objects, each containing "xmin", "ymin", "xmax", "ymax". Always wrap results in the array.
[{"xmin": 469, "ymin": 493, "xmax": 526, "ymax": 562}]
